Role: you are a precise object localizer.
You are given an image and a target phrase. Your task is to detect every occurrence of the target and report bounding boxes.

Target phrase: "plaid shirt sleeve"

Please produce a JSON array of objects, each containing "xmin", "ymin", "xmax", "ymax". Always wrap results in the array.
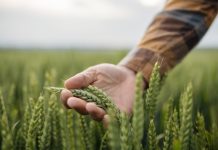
[{"xmin": 119, "ymin": 0, "xmax": 218, "ymax": 82}]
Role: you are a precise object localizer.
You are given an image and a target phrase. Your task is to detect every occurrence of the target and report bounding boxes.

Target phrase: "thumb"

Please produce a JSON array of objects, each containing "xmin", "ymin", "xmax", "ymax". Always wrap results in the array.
[{"xmin": 64, "ymin": 68, "xmax": 97, "ymax": 89}]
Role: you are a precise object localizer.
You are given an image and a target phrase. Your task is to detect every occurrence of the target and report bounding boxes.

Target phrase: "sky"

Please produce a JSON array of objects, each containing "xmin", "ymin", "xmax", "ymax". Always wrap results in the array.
[{"xmin": 0, "ymin": 0, "xmax": 217, "ymax": 50}]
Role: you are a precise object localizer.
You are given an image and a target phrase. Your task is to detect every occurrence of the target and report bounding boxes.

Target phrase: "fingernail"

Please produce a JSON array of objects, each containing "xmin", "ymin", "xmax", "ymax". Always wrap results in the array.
[
  {"xmin": 103, "ymin": 115, "xmax": 110, "ymax": 128},
  {"xmin": 67, "ymin": 98, "xmax": 76, "ymax": 107},
  {"xmin": 60, "ymin": 89, "xmax": 72, "ymax": 101},
  {"xmin": 64, "ymin": 80, "xmax": 69, "ymax": 88}
]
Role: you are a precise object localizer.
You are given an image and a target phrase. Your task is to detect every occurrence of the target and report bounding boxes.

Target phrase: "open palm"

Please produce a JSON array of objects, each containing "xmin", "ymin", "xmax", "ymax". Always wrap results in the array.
[{"xmin": 60, "ymin": 63, "xmax": 137, "ymax": 123}]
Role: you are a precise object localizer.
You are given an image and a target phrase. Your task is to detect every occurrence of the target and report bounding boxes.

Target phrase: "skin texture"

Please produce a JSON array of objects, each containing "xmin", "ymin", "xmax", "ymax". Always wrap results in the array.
[{"xmin": 60, "ymin": 63, "xmax": 137, "ymax": 124}]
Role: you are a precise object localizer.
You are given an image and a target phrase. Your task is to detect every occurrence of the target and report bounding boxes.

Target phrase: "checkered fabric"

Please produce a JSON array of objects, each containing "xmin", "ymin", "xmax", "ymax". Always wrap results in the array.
[{"xmin": 120, "ymin": 0, "xmax": 218, "ymax": 82}]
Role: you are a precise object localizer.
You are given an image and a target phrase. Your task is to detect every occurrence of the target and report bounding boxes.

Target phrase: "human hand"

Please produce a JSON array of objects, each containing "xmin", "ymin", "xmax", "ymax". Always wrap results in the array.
[{"xmin": 60, "ymin": 63, "xmax": 138, "ymax": 124}]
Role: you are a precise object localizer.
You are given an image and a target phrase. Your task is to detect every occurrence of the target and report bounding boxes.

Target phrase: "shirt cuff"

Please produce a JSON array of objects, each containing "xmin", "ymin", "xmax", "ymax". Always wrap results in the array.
[{"xmin": 119, "ymin": 48, "xmax": 172, "ymax": 83}]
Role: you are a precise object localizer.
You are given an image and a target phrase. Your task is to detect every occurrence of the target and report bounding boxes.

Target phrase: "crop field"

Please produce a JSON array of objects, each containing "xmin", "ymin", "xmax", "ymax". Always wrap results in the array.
[{"xmin": 0, "ymin": 49, "xmax": 218, "ymax": 150}]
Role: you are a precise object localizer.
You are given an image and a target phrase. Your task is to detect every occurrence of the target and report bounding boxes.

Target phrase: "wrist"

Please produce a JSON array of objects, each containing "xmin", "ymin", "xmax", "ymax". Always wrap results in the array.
[
  {"xmin": 117, "ymin": 65, "xmax": 135, "ymax": 75},
  {"xmin": 117, "ymin": 64, "xmax": 149, "ymax": 89}
]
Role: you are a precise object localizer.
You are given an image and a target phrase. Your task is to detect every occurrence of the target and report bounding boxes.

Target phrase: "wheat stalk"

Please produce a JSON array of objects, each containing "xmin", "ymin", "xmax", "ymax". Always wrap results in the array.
[
  {"xmin": 163, "ymin": 115, "xmax": 173, "ymax": 150},
  {"xmin": 148, "ymin": 119, "xmax": 157, "ymax": 150},
  {"xmin": 145, "ymin": 62, "xmax": 161, "ymax": 120},
  {"xmin": 80, "ymin": 115, "xmax": 92, "ymax": 150},
  {"xmin": 180, "ymin": 83, "xmax": 193, "ymax": 150},
  {"xmin": 108, "ymin": 108, "xmax": 120, "ymax": 150},
  {"xmin": 195, "ymin": 112, "xmax": 208, "ymax": 149},
  {"xmin": 0, "ymin": 90, "xmax": 14, "ymax": 150},
  {"xmin": 26, "ymin": 96, "xmax": 44, "ymax": 150},
  {"xmin": 120, "ymin": 112, "xmax": 130, "ymax": 150},
  {"xmin": 39, "ymin": 101, "xmax": 52, "ymax": 150},
  {"xmin": 132, "ymin": 72, "xmax": 144, "ymax": 150},
  {"xmin": 44, "ymin": 86, "xmax": 121, "ymax": 121}
]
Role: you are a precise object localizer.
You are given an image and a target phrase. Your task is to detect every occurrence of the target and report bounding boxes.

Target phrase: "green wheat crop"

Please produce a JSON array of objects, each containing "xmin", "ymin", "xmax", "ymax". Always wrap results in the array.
[{"xmin": 0, "ymin": 51, "xmax": 218, "ymax": 150}]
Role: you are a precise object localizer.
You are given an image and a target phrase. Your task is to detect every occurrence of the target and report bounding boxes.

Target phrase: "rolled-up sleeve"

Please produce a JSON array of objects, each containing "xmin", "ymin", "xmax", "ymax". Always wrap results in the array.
[{"xmin": 119, "ymin": 0, "xmax": 218, "ymax": 82}]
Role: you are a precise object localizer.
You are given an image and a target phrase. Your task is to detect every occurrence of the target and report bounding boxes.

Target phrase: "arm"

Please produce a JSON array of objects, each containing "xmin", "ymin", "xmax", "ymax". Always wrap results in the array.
[
  {"xmin": 61, "ymin": 0, "xmax": 218, "ymax": 123},
  {"xmin": 119, "ymin": 0, "xmax": 218, "ymax": 82}
]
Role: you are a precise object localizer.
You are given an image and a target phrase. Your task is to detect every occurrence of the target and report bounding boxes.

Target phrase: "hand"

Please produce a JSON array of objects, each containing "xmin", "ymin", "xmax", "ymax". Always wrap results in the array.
[{"xmin": 60, "ymin": 63, "xmax": 137, "ymax": 124}]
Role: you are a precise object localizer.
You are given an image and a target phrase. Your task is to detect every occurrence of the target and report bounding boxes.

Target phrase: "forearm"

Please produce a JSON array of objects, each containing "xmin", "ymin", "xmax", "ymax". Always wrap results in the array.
[{"xmin": 119, "ymin": 0, "xmax": 218, "ymax": 82}]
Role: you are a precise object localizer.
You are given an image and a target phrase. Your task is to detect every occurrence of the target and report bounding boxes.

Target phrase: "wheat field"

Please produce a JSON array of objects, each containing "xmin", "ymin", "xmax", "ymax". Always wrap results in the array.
[{"xmin": 0, "ymin": 50, "xmax": 218, "ymax": 150}]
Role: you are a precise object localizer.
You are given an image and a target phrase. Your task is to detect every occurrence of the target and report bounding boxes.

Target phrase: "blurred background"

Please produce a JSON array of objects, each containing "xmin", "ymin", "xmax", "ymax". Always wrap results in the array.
[
  {"xmin": 0, "ymin": 0, "xmax": 218, "ymax": 50},
  {"xmin": 0, "ymin": 0, "xmax": 217, "ymax": 141}
]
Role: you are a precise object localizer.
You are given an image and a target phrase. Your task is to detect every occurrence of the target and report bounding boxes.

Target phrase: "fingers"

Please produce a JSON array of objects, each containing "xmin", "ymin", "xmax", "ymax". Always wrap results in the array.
[
  {"xmin": 64, "ymin": 68, "xmax": 97, "ymax": 89},
  {"xmin": 60, "ymin": 89, "xmax": 106, "ymax": 121},
  {"xmin": 67, "ymin": 97, "xmax": 89, "ymax": 115},
  {"xmin": 66, "ymin": 98, "xmax": 106, "ymax": 121},
  {"xmin": 102, "ymin": 115, "xmax": 109, "ymax": 128},
  {"xmin": 60, "ymin": 89, "xmax": 88, "ymax": 115},
  {"xmin": 86, "ymin": 103, "xmax": 106, "ymax": 121},
  {"xmin": 62, "ymin": 67, "xmax": 108, "ymax": 122},
  {"xmin": 60, "ymin": 89, "xmax": 73, "ymax": 108}
]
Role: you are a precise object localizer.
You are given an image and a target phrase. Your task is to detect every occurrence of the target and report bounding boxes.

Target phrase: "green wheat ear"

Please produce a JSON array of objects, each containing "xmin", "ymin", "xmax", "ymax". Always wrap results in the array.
[
  {"xmin": 211, "ymin": 123, "xmax": 218, "ymax": 149},
  {"xmin": 73, "ymin": 112, "xmax": 84, "ymax": 150},
  {"xmin": 84, "ymin": 86, "xmax": 120, "ymax": 114},
  {"xmin": 39, "ymin": 95, "xmax": 53, "ymax": 150},
  {"xmin": 180, "ymin": 83, "xmax": 193, "ymax": 150},
  {"xmin": 0, "ymin": 90, "xmax": 14, "ymax": 150},
  {"xmin": 172, "ymin": 109, "xmax": 180, "ymax": 140},
  {"xmin": 163, "ymin": 115, "xmax": 173, "ymax": 150},
  {"xmin": 145, "ymin": 62, "xmax": 161, "ymax": 120},
  {"xmin": 195, "ymin": 112, "xmax": 208, "ymax": 149},
  {"xmin": 107, "ymin": 108, "xmax": 121, "ymax": 150},
  {"xmin": 26, "ymin": 96, "xmax": 44, "ymax": 150},
  {"xmin": 44, "ymin": 86, "xmax": 121, "ymax": 121},
  {"xmin": 44, "ymin": 87, "xmax": 64, "ymax": 94},
  {"xmin": 132, "ymin": 72, "xmax": 144, "ymax": 149},
  {"xmin": 120, "ymin": 112, "xmax": 130, "ymax": 150},
  {"xmin": 80, "ymin": 115, "xmax": 92, "ymax": 150},
  {"xmin": 148, "ymin": 119, "xmax": 157, "ymax": 150},
  {"xmin": 163, "ymin": 97, "xmax": 174, "ymax": 150},
  {"xmin": 59, "ymin": 109, "xmax": 67, "ymax": 150}
]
